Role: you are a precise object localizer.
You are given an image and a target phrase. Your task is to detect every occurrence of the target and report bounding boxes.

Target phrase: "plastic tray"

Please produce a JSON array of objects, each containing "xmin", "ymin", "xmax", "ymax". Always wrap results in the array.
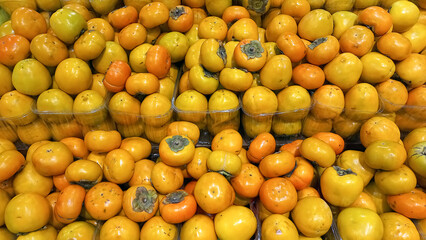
[
  {"xmin": 172, "ymin": 71, "xmax": 242, "ymax": 145},
  {"xmin": 33, "ymin": 91, "xmax": 113, "ymax": 142},
  {"xmin": 0, "ymin": 99, "xmax": 53, "ymax": 148},
  {"xmin": 241, "ymin": 83, "xmax": 395, "ymax": 145},
  {"xmin": 107, "ymin": 66, "xmax": 182, "ymax": 144},
  {"xmin": 379, "ymin": 95, "xmax": 426, "ymax": 133}
]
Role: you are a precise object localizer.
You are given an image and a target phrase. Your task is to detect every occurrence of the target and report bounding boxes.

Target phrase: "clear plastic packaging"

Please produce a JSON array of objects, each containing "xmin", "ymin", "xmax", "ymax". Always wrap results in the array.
[{"xmin": 172, "ymin": 74, "xmax": 241, "ymax": 144}]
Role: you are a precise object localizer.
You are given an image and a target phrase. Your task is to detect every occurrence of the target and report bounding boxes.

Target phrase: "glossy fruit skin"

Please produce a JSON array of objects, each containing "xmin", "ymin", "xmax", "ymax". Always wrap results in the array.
[
  {"xmin": 360, "ymin": 52, "xmax": 395, "ymax": 85},
  {"xmin": 358, "ymin": 6, "xmax": 392, "ymax": 36},
  {"xmin": 286, "ymin": 156, "xmax": 315, "ymax": 190},
  {"xmin": 55, "ymin": 58, "xmax": 93, "ymax": 95},
  {"xmin": 65, "ymin": 159, "xmax": 103, "ymax": 188},
  {"xmin": 320, "ymin": 166, "xmax": 364, "ymax": 207},
  {"xmin": 54, "ymin": 184, "xmax": 86, "ymax": 224},
  {"xmin": 103, "ymin": 149, "xmax": 135, "ymax": 184},
  {"xmin": 389, "ymin": 0, "xmax": 420, "ymax": 33},
  {"xmin": 247, "ymin": 132, "xmax": 276, "ymax": 163},
  {"xmin": 306, "ymin": 35, "xmax": 339, "ymax": 65},
  {"xmin": 93, "ymin": 41, "xmax": 128, "ymax": 75},
  {"xmin": 139, "ymin": 2, "xmax": 169, "ymax": 29},
  {"xmin": 380, "ymin": 212, "xmax": 420, "ymax": 240},
  {"xmin": 151, "ymin": 162, "xmax": 184, "ymax": 195},
  {"xmin": 180, "ymin": 214, "xmax": 217, "ymax": 240},
  {"xmin": 375, "ymin": 79, "xmax": 408, "ymax": 113},
  {"xmin": 168, "ymin": 5, "xmax": 194, "ymax": 33},
  {"xmin": 0, "ymin": 34, "xmax": 30, "ymax": 67},
  {"xmin": 387, "ymin": 188, "xmax": 426, "ymax": 219},
  {"xmin": 159, "ymin": 190, "xmax": 197, "ymax": 224},
  {"xmin": 291, "ymin": 197, "xmax": 332, "ymax": 237},
  {"xmin": 146, "ymin": 45, "xmax": 171, "ymax": 79},
  {"xmin": 234, "ymin": 39, "xmax": 267, "ymax": 72},
  {"xmin": 108, "ymin": 5, "xmax": 138, "ymax": 30},
  {"xmin": 260, "ymin": 55, "xmax": 292, "ymax": 90},
  {"xmin": 31, "ymin": 33, "xmax": 69, "ymax": 66},
  {"xmin": 345, "ymin": 83, "xmax": 380, "ymax": 121},
  {"xmin": 118, "ymin": 23, "xmax": 147, "ymax": 50},
  {"xmin": 298, "ymin": 9, "xmax": 333, "ymax": 41},
  {"xmin": 32, "ymin": 141, "xmax": 74, "ymax": 177},
  {"xmin": 0, "ymin": 150, "xmax": 25, "ymax": 182},
  {"xmin": 259, "ymin": 177, "xmax": 297, "ymax": 214},
  {"xmin": 300, "ymin": 137, "xmax": 336, "ymax": 168},
  {"xmin": 337, "ymin": 207, "xmax": 384, "ymax": 240},
  {"xmin": 4, "ymin": 193, "xmax": 51, "ymax": 234},
  {"xmin": 50, "ymin": 8, "xmax": 87, "ymax": 44},
  {"xmin": 336, "ymin": 150, "xmax": 375, "ymax": 187},
  {"xmin": 0, "ymin": 189, "xmax": 10, "ymax": 226},
  {"xmin": 16, "ymin": 224, "xmax": 57, "ymax": 240},
  {"xmin": 374, "ymin": 165, "xmax": 417, "ymax": 196},
  {"xmin": 139, "ymin": 93, "xmax": 172, "ymax": 127},
  {"xmin": 100, "ymin": 216, "xmax": 139, "ymax": 240},
  {"xmin": 323, "ymin": 52, "xmax": 362, "ymax": 91},
  {"xmin": 123, "ymin": 184, "xmax": 158, "ymax": 222},
  {"xmin": 194, "ymin": 172, "xmax": 235, "ymax": 214},
  {"xmin": 84, "ymin": 130, "xmax": 122, "ymax": 153},
  {"xmin": 185, "ymin": 147, "xmax": 211, "ymax": 180},
  {"xmin": 312, "ymin": 132, "xmax": 344, "ymax": 155},
  {"xmin": 292, "ymin": 63, "xmax": 325, "ymax": 90},
  {"xmin": 104, "ymin": 60, "xmax": 132, "ymax": 93},
  {"xmin": 364, "ymin": 140, "xmax": 406, "ymax": 171},
  {"xmin": 231, "ymin": 163, "xmax": 264, "ymax": 198},
  {"xmin": 259, "ymin": 151, "xmax": 295, "ymax": 178},
  {"xmin": 377, "ymin": 32, "xmax": 412, "ymax": 61},
  {"xmin": 84, "ymin": 182, "xmax": 123, "ymax": 220},
  {"xmin": 339, "ymin": 25, "xmax": 375, "ymax": 57},
  {"xmin": 396, "ymin": 54, "xmax": 426, "ymax": 89},
  {"xmin": 140, "ymin": 216, "xmax": 178, "ymax": 240},
  {"xmin": 227, "ymin": 18, "xmax": 258, "ymax": 42},
  {"xmin": 207, "ymin": 150, "xmax": 242, "ymax": 176},
  {"xmin": 12, "ymin": 58, "xmax": 52, "ymax": 96},
  {"xmin": 45, "ymin": 192, "xmax": 66, "ymax": 230},
  {"xmin": 214, "ymin": 205, "xmax": 257, "ymax": 240},
  {"xmin": 198, "ymin": 16, "xmax": 228, "ymax": 40},
  {"xmin": 407, "ymin": 141, "xmax": 426, "ymax": 178},
  {"xmin": 188, "ymin": 65, "xmax": 219, "ymax": 95},
  {"xmin": 310, "ymin": 84, "xmax": 344, "ymax": 120},
  {"xmin": 11, "ymin": 7, "xmax": 47, "ymax": 41},
  {"xmin": 56, "ymin": 221, "xmax": 97, "ymax": 240},
  {"xmin": 200, "ymin": 38, "xmax": 225, "ymax": 73},
  {"xmin": 261, "ymin": 214, "xmax": 299, "ymax": 240},
  {"xmin": 360, "ymin": 116, "xmax": 401, "ymax": 148}
]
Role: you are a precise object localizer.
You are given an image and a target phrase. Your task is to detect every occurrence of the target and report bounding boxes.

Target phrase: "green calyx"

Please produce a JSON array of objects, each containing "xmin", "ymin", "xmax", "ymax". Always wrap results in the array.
[
  {"xmin": 72, "ymin": 180, "xmax": 98, "ymax": 189},
  {"xmin": 241, "ymin": 40, "xmax": 264, "ymax": 59},
  {"xmin": 203, "ymin": 66, "xmax": 219, "ymax": 79},
  {"xmin": 132, "ymin": 186, "xmax": 158, "ymax": 213},
  {"xmin": 333, "ymin": 165, "xmax": 357, "ymax": 176},
  {"xmin": 247, "ymin": 0, "xmax": 269, "ymax": 14},
  {"xmin": 166, "ymin": 135, "xmax": 190, "ymax": 152},
  {"xmin": 170, "ymin": 6, "xmax": 186, "ymax": 20},
  {"xmin": 163, "ymin": 191, "xmax": 188, "ymax": 204},
  {"xmin": 217, "ymin": 41, "xmax": 227, "ymax": 65},
  {"xmin": 308, "ymin": 37, "xmax": 328, "ymax": 50}
]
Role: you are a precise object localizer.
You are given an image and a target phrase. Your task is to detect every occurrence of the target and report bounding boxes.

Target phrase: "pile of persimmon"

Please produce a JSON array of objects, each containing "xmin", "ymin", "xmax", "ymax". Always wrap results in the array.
[
  {"xmin": 0, "ymin": 0, "xmax": 425, "ymax": 239},
  {"xmin": 0, "ymin": 0, "xmax": 424, "ymax": 146},
  {"xmin": 169, "ymin": 0, "xmax": 426, "ymax": 139},
  {"xmin": 1, "ymin": 122, "xmax": 425, "ymax": 239}
]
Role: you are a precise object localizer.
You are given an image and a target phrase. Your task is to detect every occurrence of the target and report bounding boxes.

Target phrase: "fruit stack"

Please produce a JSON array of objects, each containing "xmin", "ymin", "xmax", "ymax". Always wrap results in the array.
[{"xmin": 0, "ymin": 0, "xmax": 425, "ymax": 239}]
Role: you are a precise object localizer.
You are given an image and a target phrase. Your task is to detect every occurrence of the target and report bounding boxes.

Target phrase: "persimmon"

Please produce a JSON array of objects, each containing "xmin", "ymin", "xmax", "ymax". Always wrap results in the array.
[
  {"xmin": 145, "ymin": 45, "xmax": 171, "ymax": 79},
  {"xmin": 108, "ymin": 5, "xmax": 138, "ymax": 30},
  {"xmin": 104, "ymin": 60, "xmax": 132, "ymax": 93},
  {"xmin": 247, "ymin": 132, "xmax": 276, "ymax": 163}
]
